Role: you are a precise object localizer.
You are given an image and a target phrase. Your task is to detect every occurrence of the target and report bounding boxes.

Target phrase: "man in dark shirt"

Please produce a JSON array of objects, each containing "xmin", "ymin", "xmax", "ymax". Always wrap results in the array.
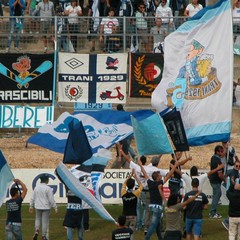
[
  {"xmin": 208, "ymin": 145, "xmax": 225, "ymax": 219},
  {"xmin": 5, "ymin": 179, "xmax": 27, "ymax": 240},
  {"xmin": 121, "ymin": 169, "xmax": 143, "ymax": 236},
  {"xmin": 227, "ymin": 183, "xmax": 240, "ymax": 239},
  {"xmin": 184, "ymin": 178, "xmax": 208, "ymax": 240},
  {"xmin": 112, "ymin": 215, "xmax": 133, "ymax": 240}
]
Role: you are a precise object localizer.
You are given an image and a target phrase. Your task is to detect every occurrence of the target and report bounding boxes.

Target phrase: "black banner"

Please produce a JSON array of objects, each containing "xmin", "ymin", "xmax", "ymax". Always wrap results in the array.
[
  {"xmin": 130, "ymin": 53, "xmax": 164, "ymax": 98},
  {"xmin": 0, "ymin": 53, "xmax": 54, "ymax": 103},
  {"xmin": 162, "ymin": 110, "xmax": 189, "ymax": 152}
]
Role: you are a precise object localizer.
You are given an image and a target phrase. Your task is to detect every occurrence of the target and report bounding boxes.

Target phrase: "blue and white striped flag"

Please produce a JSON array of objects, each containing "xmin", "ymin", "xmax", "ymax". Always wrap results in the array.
[
  {"xmin": 152, "ymin": 0, "xmax": 232, "ymax": 146},
  {"xmin": 0, "ymin": 150, "xmax": 14, "ymax": 207}
]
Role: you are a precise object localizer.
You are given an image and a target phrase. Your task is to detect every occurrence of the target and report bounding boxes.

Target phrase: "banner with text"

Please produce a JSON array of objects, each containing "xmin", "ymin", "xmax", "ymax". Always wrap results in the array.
[
  {"xmin": 0, "ymin": 54, "xmax": 54, "ymax": 103},
  {"xmin": 58, "ymin": 53, "xmax": 128, "ymax": 103},
  {"xmin": 5, "ymin": 169, "xmax": 228, "ymax": 205},
  {"xmin": 0, "ymin": 105, "xmax": 54, "ymax": 128},
  {"xmin": 129, "ymin": 53, "xmax": 164, "ymax": 98}
]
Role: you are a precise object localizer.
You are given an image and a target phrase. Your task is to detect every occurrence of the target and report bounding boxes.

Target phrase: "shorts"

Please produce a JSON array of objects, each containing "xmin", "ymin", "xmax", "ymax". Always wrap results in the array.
[
  {"xmin": 40, "ymin": 21, "xmax": 53, "ymax": 35},
  {"xmin": 185, "ymin": 218, "xmax": 202, "ymax": 236}
]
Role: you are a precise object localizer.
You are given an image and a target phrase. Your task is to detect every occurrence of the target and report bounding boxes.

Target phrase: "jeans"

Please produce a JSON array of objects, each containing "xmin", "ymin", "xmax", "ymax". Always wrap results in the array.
[
  {"xmin": 210, "ymin": 182, "xmax": 222, "ymax": 216},
  {"xmin": 67, "ymin": 227, "xmax": 83, "ymax": 240},
  {"xmin": 6, "ymin": 223, "xmax": 22, "ymax": 240},
  {"xmin": 136, "ymin": 192, "xmax": 146, "ymax": 229},
  {"xmin": 145, "ymin": 206, "xmax": 162, "ymax": 240},
  {"xmin": 7, "ymin": 18, "xmax": 21, "ymax": 48}
]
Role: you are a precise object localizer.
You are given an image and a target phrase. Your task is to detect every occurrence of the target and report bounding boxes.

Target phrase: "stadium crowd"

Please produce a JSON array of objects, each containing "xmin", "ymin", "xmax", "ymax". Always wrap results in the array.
[{"xmin": 2, "ymin": 0, "xmax": 240, "ymax": 53}]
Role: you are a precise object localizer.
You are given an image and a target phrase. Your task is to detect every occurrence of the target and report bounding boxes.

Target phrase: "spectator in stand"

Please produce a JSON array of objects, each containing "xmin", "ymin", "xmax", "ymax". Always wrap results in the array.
[
  {"xmin": 121, "ymin": 169, "xmax": 143, "ymax": 238},
  {"xmin": 99, "ymin": 7, "xmax": 119, "ymax": 52},
  {"xmin": 105, "ymin": 0, "xmax": 121, "ymax": 16},
  {"xmin": 169, "ymin": 0, "xmax": 186, "ymax": 16},
  {"xmin": 6, "ymin": 0, "xmax": 26, "ymax": 53},
  {"xmin": 112, "ymin": 215, "xmax": 133, "ymax": 240},
  {"xmin": 5, "ymin": 179, "xmax": 27, "ymax": 240},
  {"xmin": 135, "ymin": 2, "xmax": 151, "ymax": 52},
  {"xmin": 26, "ymin": 0, "xmax": 40, "ymax": 34},
  {"xmin": 29, "ymin": 174, "xmax": 58, "ymax": 240},
  {"xmin": 233, "ymin": 0, "xmax": 240, "ymax": 39},
  {"xmin": 184, "ymin": 178, "xmax": 209, "ymax": 240},
  {"xmin": 208, "ymin": 145, "xmax": 225, "ymax": 219},
  {"xmin": 155, "ymin": 0, "xmax": 174, "ymax": 33},
  {"xmin": 146, "ymin": 0, "xmax": 160, "ymax": 16},
  {"xmin": 33, "ymin": 0, "xmax": 55, "ymax": 53},
  {"xmin": 87, "ymin": 0, "xmax": 97, "ymax": 52},
  {"xmin": 150, "ymin": 17, "xmax": 167, "ymax": 53},
  {"xmin": 64, "ymin": 0, "xmax": 82, "ymax": 52},
  {"xmin": 226, "ymin": 182, "xmax": 240, "ymax": 240},
  {"xmin": 184, "ymin": 0, "xmax": 203, "ymax": 18}
]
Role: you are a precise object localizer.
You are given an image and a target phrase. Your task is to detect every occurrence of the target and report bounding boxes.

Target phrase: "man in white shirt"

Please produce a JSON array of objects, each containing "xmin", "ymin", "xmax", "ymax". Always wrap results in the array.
[
  {"xmin": 64, "ymin": 0, "xmax": 82, "ymax": 51},
  {"xmin": 184, "ymin": 0, "xmax": 203, "ymax": 17},
  {"xmin": 155, "ymin": 0, "xmax": 174, "ymax": 33},
  {"xmin": 29, "ymin": 174, "xmax": 58, "ymax": 240}
]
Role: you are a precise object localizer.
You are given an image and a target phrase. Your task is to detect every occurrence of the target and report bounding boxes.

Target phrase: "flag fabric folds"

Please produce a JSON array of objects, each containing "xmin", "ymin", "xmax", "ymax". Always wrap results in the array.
[
  {"xmin": 0, "ymin": 150, "xmax": 14, "ymax": 207},
  {"xmin": 131, "ymin": 113, "xmax": 174, "ymax": 156},
  {"xmin": 63, "ymin": 120, "xmax": 93, "ymax": 164},
  {"xmin": 56, "ymin": 162, "xmax": 116, "ymax": 223},
  {"xmin": 27, "ymin": 110, "xmax": 154, "ymax": 154},
  {"xmin": 151, "ymin": 0, "xmax": 232, "ymax": 146}
]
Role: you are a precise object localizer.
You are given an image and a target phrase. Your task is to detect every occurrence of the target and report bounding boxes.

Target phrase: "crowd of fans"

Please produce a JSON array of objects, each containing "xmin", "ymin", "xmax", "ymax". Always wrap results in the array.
[{"xmin": 2, "ymin": 0, "xmax": 240, "ymax": 53}]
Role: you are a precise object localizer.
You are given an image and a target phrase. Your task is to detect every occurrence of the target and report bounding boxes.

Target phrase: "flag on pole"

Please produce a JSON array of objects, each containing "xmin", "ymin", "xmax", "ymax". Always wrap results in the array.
[
  {"xmin": 151, "ymin": 0, "xmax": 232, "ymax": 146},
  {"xmin": 27, "ymin": 110, "xmax": 154, "ymax": 154},
  {"xmin": 131, "ymin": 113, "xmax": 174, "ymax": 156},
  {"xmin": 63, "ymin": 120, "xmax": 93, "ymax": 164},
  {"xmin": 56, "ymin": 162, "xmax": 116, "ymax": 223},
  {"xmin": 162, "ymin": 110, "xmax": 189, "ymax": 151},
  {"xmin": 0, "ymin": 150, "xmax": 14, "ymax": 207}
]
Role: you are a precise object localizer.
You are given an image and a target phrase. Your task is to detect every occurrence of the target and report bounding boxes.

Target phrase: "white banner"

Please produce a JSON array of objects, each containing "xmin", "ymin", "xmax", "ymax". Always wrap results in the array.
[
  {"xmin": 7, "ymin": 169, "xmax": 228, "ymax": 205},
  {"xmin": 0, "ymin": 105, "xmax": 54, "ymax": 128},
  {"xmin": 58, "ymin": 53, "xmax": 128, "ymax": 103}
]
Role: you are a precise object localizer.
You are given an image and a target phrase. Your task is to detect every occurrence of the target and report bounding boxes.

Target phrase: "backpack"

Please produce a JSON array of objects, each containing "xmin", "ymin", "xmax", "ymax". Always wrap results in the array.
[{"xmin": 228, "ymin": 148, "xmax": 235, "ymax": 166}]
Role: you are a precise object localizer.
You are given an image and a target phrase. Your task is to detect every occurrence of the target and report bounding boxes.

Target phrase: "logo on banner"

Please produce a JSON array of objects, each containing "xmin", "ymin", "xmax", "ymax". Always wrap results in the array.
[
  {"xmin": 0, "ymin": 56, "xmax": 52, "ymax": 89},
  {"xmin": 134, "ymin": 55, "xmax": 160, "ymax": 92},
  {"xmin": 65, "ymin": 85, "xmax": 83, "ymax": 101},
  {"xmin": 166, "ymin": 39, "xmax": 221, "ymax": 108},
  {"xmin": 106, "ymin": 56, "xmax": 119, "ymax": 70},
  {"xmin": 65, "ymin": 58, "xmax": 84, "ymax": 69}
]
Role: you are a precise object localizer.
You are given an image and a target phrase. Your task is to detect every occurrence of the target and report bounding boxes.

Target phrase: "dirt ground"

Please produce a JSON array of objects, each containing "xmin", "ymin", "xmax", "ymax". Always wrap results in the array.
[{"xmin": 1, "ymin": 133, "xmax": 240, "ymax": 170}]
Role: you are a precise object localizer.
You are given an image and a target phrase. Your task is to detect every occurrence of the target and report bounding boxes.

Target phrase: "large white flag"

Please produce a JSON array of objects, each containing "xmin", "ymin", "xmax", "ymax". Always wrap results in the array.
[{"xmin": 151, "ymin": 0, "xmax": 233, "ymax": 146}]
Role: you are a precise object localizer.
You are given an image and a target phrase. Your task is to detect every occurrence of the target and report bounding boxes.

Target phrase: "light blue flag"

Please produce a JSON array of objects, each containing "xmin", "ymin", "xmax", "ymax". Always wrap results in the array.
[
  {"xmin": 0, "ymin": 150, "xmax": 14, "ymax": 207},
  {"xmin": 152, "ymin": 0, "xmax": 232, "ymax": 146},
  {"xmin": 131, "ymin": 113, "xmax": 174, "ymax": 156},
  {"xmin": 56, "ymin": 162, "xmax": 116, "ymax": 224}
]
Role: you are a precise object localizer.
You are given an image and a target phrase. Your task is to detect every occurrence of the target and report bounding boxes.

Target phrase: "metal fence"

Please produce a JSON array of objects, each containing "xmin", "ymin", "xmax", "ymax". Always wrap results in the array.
[{"xmin": 0, "ymin": 15, "xmax": 240, "ymax": 77}]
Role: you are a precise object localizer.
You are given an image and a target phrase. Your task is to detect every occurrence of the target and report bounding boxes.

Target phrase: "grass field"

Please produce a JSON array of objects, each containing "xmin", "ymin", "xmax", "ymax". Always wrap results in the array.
[{"xmin": 0, "ymin": 204, "xmax": 229, "ymax": 240}]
